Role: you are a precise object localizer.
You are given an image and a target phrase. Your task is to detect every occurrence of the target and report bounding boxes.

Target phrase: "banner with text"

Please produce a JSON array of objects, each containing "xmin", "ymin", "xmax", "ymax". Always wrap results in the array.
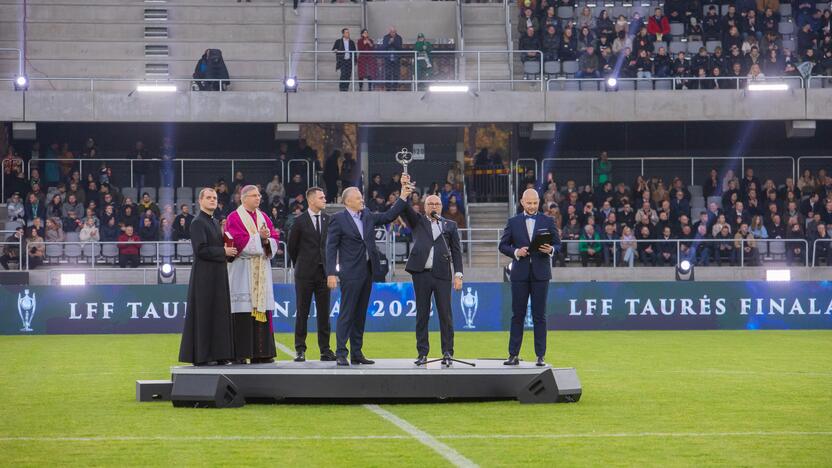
[{"xmin": 2, "ymin": 282, "xmax": 831, "ymax": 335}]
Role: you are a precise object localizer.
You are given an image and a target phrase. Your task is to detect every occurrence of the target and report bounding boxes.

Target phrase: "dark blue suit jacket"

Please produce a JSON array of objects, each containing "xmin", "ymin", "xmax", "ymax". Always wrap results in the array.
[
  {"xmin": 326, "ymin": 198, "xmax": 406, "ymax": 280},
  {"xmin": 499, "ymin": 212, "xmax": 561, "ymax": 282}
]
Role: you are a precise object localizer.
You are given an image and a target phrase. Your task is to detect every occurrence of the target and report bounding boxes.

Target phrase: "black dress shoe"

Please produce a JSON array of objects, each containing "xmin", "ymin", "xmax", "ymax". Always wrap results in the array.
[
  {"xmin": 294, "ymin": 351, "xmax": 306, "ymax": 362},
  {"xmin": 414, "ymin": 355, "xmax": 428, "ymax": 366},
  {"xmin": 503, "ymin": 355, "xmax": 519, "ymax": 366},
  {"xmin": 441, "ymin": 352, "xmax": 453, "ymax": 367},
  {"xmin": 251, "ymin": 357, "xmax": 275, "ymax": 364},
  {"xmin": 320, "ymin": 350, "xmax": 337, "ymax": 361},
  {"xmin": 536, "ymin": 356, "xmax": 546, "ymax": 367},
  {"xmin": 350, "ymin": 355, "xmax": 375, "ymax": 365},
  {"xmin": 336, "ymin": 356, "xmax": 350, "ymax": 366}
]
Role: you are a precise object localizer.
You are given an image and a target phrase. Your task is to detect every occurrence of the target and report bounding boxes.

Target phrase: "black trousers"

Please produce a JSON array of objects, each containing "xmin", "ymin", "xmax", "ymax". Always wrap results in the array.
[
  {"xmin": 119, "ymin": 254, "xmax": 139, "ymax": 268},
  {"xmin": 385, "ymin": 59, "xmax": 400, "ymax": 90},
  {"xmin": 294, "ymin": 267, "xmax": 332, "ymax": 353},
  {"xmin": 335, "ymin": 267, "xmax": 372, "ymax": 359},
  {"xmin": 338, "ymin": 61, "xmax": 352, "ymax": 91},
  {"xmin": 412, "ymin": 270, "xmax": 454, "ymax": 356},
  {"xmin": 509, "ymin": 279, "xmax": 549, "ymax": 358},
  {"xmin": 233, "ymin": 313, "xmax": 276, "ymax": 361}
]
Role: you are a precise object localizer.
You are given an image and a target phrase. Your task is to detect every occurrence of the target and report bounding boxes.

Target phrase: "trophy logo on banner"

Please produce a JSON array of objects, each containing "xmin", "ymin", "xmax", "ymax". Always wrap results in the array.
[
  {"xmin": 460, "ymin": 287, "xmax": 478, "ymax": 329},
  {"xmin": 18, "ymin": 289, "xmax": 37, "ymax": 332}
]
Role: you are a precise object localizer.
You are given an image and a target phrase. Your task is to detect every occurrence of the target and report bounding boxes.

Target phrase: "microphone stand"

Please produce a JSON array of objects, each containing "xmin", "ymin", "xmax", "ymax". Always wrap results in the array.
[{"xmin": 421, "ymin": 213, "xmax": 476, "ymax": 368}]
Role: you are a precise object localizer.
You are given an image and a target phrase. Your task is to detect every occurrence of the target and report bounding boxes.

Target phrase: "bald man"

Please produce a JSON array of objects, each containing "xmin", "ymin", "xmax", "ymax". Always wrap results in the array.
[
  {"xmin": 399, "ymin": 194, "xmax": 464, "ymax": 366},
  {"xmin": 499, "ymin": 189, "xmax": 560, "ymax": 366},
  {"xmin": 325, "ymin": 176, "xmax": 412, "ymax": 366}
]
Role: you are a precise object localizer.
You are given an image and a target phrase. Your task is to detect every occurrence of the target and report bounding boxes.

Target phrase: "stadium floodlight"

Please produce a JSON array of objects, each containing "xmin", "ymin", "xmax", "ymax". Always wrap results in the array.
[
  {"xmin": 60, "ymin": 273, "xmax": 86, "ymax": 286},
  {"xmin": 675, "ymin": 259, "xmax": 694, "ymax": 281},
  {"xmin": 158, "ymin": 262, "xmax": 176, "ymax": 285},
  {"xmin": 766, "ymin": 269, "xmax": 791, "ymax": 282},
  {"xmin": 606, "ymin": 77, "xmax": 617, "ymax": 87},
  {"xmin": 13, "ymin": 75, "xmax": 28, "ymax": 91},
  {"xmin": 747, "ymin": 83, "xmax": 788, "ymax": 91},
  {"xmin": 284, "ymin": 76, "xmax": 298, "ymax": 93},
  {"xmin": 136, "ymin": 84, "xmax": 177, "ymax": 93},
  {"xmin": 428, "ymin": 84, "xmax": 469, "ymax": 93}
]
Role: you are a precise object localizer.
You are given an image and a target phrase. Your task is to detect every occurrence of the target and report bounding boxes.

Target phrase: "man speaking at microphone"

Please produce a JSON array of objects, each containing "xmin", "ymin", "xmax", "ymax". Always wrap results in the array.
[
  {"xmin": 400, "ymin": 194, "xmax": 464, "ymax": 366},
  {"xmin": 499, "ymin": 188, "xmax": 560, "ymax": 367}
]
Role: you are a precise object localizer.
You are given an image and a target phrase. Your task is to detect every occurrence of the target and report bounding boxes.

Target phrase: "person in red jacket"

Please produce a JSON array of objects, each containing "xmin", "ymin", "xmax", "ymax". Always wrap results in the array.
[
  {"xmin": 647, "ymin": 8, "xmax": 671, "ymax": 44},
  {"xmin": 117, "ymin": 225, "xmax": 142, "ymax": 268}
]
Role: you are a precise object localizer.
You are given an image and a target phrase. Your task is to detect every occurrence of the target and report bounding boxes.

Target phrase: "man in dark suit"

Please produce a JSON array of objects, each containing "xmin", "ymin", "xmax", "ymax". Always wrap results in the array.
[
  {"xmin": 326, "ymin": 176, "xmax": 412, "ymax": 366},
  {"xmin": 287, "ymin": 186, "xmax": 336, "ymax": 363},
  {"xmin": 499, "ymin": 189, "xmax": 560, "ymax": 367},
  {"xmin": 332, "ymin": 28, "xmax": 357, "ymax": 92},
  {"xmin": 400, "ymin": 194, "xmax": 464, "ymax": 366}
]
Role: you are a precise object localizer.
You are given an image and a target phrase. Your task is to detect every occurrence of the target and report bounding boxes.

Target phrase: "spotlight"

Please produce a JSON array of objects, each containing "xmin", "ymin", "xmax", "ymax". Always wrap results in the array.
[
  {"xmin": 284, "ymin": 76, "xmax": 298, "ymax": 93},
  {"xmin": 158, "ymin": 262, "xmax": 176, "ymax": 284},
  {"xmin": 13, "ymin": 75, "xmax": 28, "ymax": 91},
  {"xmin": 766, "ymin": 269, "xmax": 791, "ymax": 282},
  {"xmin": 747, "ymin": 83, "xmax": 788, "ymax": 91},
  {"xmin": 606, "ymin": 77, "xmax": 617, "ymax": 87},
  {"xmin": 136, "ymin": 84, "xmax": 177, "ymax": 93},
  {"xmin": 60, "ymin": 273, "xmax": 86, "ymax": 286},
  {"xmin": 428, "ymin": 84, "xmax": 469, "ymax": 93},
  {"xmin": 675, "ymin": 259, "xmax": 694, "ymax": 281}
]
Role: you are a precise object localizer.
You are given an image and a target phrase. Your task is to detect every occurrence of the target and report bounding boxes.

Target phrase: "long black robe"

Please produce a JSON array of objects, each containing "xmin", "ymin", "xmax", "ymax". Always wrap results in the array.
[{"xmin": 178, "ymin": 211, "xmax": 234, "ymax": 364}]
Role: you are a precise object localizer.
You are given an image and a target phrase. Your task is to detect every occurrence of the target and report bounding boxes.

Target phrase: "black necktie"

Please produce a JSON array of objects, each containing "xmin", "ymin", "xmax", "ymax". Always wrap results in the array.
[{"xmin": 314, "ymin": 214, "xmax": 321, "ymax": 235}]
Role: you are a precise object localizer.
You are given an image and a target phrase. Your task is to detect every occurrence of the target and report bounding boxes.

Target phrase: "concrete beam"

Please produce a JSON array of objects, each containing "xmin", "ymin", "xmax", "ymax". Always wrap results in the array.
[
  {"xmin": 19, "ymin": 91, "xmax": 287, "ymax": 122},
  {"xmin": 805, "ymin": 89, "xmax": 832, "ymax": 120},
  {"xmin": 287, "ymin": 91, "xmax": 546, "ymax": 123},
  {"xmin": 0, "ymin": 91, "xmax": 24, "ymax": 121}
]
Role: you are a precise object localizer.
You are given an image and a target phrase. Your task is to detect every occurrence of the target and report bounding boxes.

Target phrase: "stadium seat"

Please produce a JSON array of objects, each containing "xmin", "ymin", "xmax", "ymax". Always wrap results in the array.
[
  {"xmin": 689, "ymin": 185, "xmax": 703, "ymax": 197},
  {"xmin": 778, "ymin": 22, "xmax": 793, "ymax": 35},
  {"xmin": 580, "ymin": 80, "xmax": 599, "ymax": 91},
  {"xmin": 544, "ymin": 61, "xmax": 561, "ymax": 78},
  {"xmin": 707, "ymin": 196, "xmax": 722, "ymax": 207},
  {"xmin": 670, "ymin": 23, "xmax": 684, "ymax": 36},
  {"xmin": 781, "ymin": 38, "xmax": 795, "ymax": 52},
  {"xmin": 611, "ymin": 5, "xmax": 628, "ymax": 17},
  {"xmin": 159, "ymin": 242, "xmax": 175, "ymax": 262},
  {"xmin": 654, "ymin": 79, "xmax": 673, "ymax": 90},
  {"xmin": 564, "ymin": 79, "xmax": 580, "ymax": 90},
  {"xmin": 5, "ymin": 220, "xmax": 23, "ymax": 231},
  {"xmin": 176, "ymin": 241, "xmax": 194, "ymax": 263},
  {"xmin": 82, "ymin": 243, "xmax": 101, "ymax": 262},
  {"xmin": 141, "ymin": 187, "xmax": 157, "ymax": 202},
  {"xmin": 720, "ymin": 4, "xmax": 730, "ymax": 15},
  {"xmin": 101, "ymin": 243, "xmax": 119, "ymax": 264},
  {"xmin": 778, "ymin": 4, "xmax": 791, "ymax": 17},
  {"xmin": 768, "ymin": 240, "xmax": 786, "ymax": 260},
  {"xmin": 617, "ymin": 79, "xmax": 636, "ymax": 90},
  {"xmin": 687, "ymin": 41, "xmax": 703, "ymax": 53},
  {"xmin": 705, "ymin": 40, "xmax": 721, "ymax": 53},
  {"xmin": 66, "ymin": 232, "xmax": 81, "ymax": 242},
  {"xmin": 562, "ymin": 60, "xmax": 579, "ymax": 75},
  {"xmin": 669, "ymin": 41, "xmax": 686, "ymax": 54},
  {"xmin": 176, "ymin": 187, "xmax": 194, "ymax": 203},
  {"xmin": 45, "ymin": 243, "xmax": 63, "ymax": 263},
  {"xmin": 523, "ymin": 60, "xmax": 541, "ymax": 79},
  {"xmin": 566, "ymin": 241, "xmax": 580, "ymax": 262},
  {"xmin": 121, "ymin": 187, "xmax": 138, "ymax": 203},
  {"xmin": 158, "ymin": 187, "xmax": 175, "ymax": 202},
  {"xmin": 64, "ymin": 243, "xmax": 83, "ymax": 263},
  {"xmin": 140, "ymin": 243, "xmax": 158, "ymax": 263},
  {"xmin": 557, "ymin": 6, "xmax": 574, "ymax": 18}
]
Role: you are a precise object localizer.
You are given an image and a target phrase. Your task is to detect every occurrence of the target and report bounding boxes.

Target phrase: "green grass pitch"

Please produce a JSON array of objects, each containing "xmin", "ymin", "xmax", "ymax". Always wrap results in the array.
[{"xmin": 1, "ymin": 331, "xmax": 831, "ymax": 467}]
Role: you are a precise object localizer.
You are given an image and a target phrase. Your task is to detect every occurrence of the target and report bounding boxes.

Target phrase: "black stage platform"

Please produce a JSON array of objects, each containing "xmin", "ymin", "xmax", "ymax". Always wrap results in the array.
[{"xmin": 137, "ymin": 359, "xmax": 582, "ymax": 407}]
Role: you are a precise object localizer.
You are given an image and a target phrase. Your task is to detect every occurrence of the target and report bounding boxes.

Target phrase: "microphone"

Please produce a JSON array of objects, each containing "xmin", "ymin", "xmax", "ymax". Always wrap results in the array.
[{"xmin": 430, "ymin": 211, "xmax": 447, "ymax": 222}]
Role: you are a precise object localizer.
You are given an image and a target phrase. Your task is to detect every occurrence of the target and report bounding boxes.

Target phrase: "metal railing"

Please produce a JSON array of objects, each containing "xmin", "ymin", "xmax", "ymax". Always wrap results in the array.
[
  {"xmin": 0, "ymin": 77, "xmax": 289, "ymax": 92},
  {"xmin": 408, "ymin": 234, "xmax": 811, "ymax": 269},
  {"xmin": 15, "ymin": 157, "xmax": 314, "ymax": 196},
  {"xmin": 806, "ymin": 75, "xmax": 832, "ymax": 89},
  {"xmin": 466, "ymin": 166, "xmax": 510, "ymax": 203},
  {"xmin": 0, "ymin": 47, "xmax": 23, "ymax": 77},
  {"xmin": 796, "ymin": 156, "xmax": 831, "ymax": 183},
  {"xmin": 532, "ymin": 156, "xmax": 795, "ymax": 189},
  {"xmin": 504, "ymin": 0, "xmax": 514, "ymax": 88},
  {"xmin": 811, "ymin": 239, "xmax": 832, "ymax": 267},
  {"xmin": 31, "ymin": 239, "xmax": 292, "ymax": 283},
  {"xmin": 546, "ymin": 75, "xmax": 805, "ymax": 91},
  {"xmin": 289, "ymin": 49, "xmax": 545, "ymax": 91}
]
